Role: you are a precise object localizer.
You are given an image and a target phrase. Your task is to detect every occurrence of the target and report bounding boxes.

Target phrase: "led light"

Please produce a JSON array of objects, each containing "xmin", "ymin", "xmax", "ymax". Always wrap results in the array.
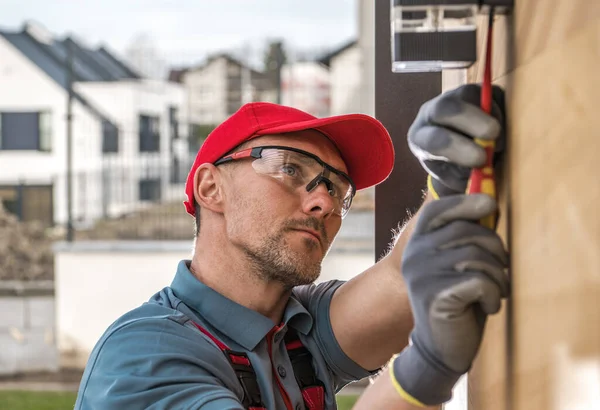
[{"xmin": 391, "ymin": 0, "xmax": 479, "ymax": 73}]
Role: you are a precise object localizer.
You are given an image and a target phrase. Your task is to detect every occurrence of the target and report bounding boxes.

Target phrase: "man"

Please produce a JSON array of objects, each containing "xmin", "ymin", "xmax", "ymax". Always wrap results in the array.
[{"xmin": 75, "ymin": 84, "xmax": 508, "ymax": 409}]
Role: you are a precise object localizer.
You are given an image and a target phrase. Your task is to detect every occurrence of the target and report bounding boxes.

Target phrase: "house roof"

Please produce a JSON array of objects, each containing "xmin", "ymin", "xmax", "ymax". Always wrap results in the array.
[
  {"xmin": 172, "ymin": 53, "xmax": 274, "ymax": 92},
  {"xmin": 168, "ymin": 68, "xmax": 188, "ymax": 83},
  {"xmin": 318, "ymin": 39, "xmax": 358, "ymax": 67},
  {"xmin": 0, "ymin": 22, "xmax": 141, "ymax": 124},
  {"xmin": 190, "ymin": 53, "xmax": 268, "ymax": 79}
]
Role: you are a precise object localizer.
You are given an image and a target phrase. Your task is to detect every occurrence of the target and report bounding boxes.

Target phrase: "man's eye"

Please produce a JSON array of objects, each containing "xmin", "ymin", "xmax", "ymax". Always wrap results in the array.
[{"xmin": 281, "ymin": 164, "xmax": 299, "ymax": 177}]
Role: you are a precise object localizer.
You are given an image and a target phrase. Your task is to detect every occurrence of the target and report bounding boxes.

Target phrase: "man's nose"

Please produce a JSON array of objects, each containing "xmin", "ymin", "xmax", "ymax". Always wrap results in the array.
[{"xmin": 302, "ymin": 178, "xmax": 337, "ymax": 218}]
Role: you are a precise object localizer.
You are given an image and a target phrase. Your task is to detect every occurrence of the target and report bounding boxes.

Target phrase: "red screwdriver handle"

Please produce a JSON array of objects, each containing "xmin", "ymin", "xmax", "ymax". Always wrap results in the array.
[{"xmin": 466, "ymin": 9, "xmax": 497, "ymax": 230}]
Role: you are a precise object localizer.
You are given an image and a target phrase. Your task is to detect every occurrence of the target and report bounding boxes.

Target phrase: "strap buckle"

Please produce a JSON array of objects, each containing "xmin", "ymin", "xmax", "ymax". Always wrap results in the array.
[{"xmin": 223, "ymin": 350, "xmax": 265, "ymax": 409}]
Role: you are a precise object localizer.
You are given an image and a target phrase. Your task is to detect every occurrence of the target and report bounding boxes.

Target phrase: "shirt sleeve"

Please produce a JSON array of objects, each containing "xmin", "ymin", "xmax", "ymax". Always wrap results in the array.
[
  {"xmin": 75, "ymin": 315, "xmax": 245, "ymax": 410},
  {"xmin": 293, "ymin": 280, "xmax": 377, "ymax": 392}
]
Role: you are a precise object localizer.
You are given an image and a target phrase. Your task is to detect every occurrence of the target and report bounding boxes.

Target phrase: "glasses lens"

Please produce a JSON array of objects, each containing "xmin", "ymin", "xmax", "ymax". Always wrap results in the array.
[
  {"xmin": 251, "ymin": 148, "xmax": 320, "ymax": 187},
  {"xmin": 316, "ymin": 172, "xmax": 354, "ymax": 217},
  {"xmin": 252, "ymin": 148, "xmax": 354, "ymax": 217}
]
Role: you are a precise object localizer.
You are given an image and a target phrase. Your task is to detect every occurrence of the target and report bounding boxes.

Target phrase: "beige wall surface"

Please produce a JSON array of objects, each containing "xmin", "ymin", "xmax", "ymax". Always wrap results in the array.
[
  {"xmin": 465, "ymin": 1, "xmax": 600, "ymax": 409},
  {"xmin": 54, "ymin": 242, "xmax": 374, "ymax": 368}
]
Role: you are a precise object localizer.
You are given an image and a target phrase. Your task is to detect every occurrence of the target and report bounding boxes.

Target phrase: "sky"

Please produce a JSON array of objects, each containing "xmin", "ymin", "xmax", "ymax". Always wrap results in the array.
[{"xmin": 0, "ymin": 0, "xmax": 357, "ymax": 68}]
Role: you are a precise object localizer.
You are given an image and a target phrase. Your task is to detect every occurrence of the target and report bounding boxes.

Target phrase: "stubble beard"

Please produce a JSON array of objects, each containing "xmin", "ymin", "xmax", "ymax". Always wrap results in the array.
[{"xmin": 241, "ymin": 228, "xmax": 324, "ymax": 290}]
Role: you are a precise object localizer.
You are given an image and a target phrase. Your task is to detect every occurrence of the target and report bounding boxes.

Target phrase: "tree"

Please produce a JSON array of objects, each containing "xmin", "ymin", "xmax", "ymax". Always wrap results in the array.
[
  {"xmin": 124, "ymin": 33, "xmax": 167, "ymax": 80},
  {"xmin": 189, "ymin": 124, "xmax": 217, "ymax": 153}
]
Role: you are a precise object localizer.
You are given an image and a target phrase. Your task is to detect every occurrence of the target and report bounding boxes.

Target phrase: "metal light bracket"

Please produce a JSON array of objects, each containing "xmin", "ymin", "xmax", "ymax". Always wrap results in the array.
[{"xmin": 391, "ymin": 0, "xmax": 514, "ymax": 73}]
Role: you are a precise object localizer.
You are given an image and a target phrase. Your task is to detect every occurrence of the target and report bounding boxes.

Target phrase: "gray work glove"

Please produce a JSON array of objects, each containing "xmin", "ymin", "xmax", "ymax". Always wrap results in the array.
[
  {"xmin": 391, "ymin": 194, "xmax": 509, "ymax": 406},
  {"xmin": 408, "ymin": 84, "xmax": 506, "ymax": 197}
]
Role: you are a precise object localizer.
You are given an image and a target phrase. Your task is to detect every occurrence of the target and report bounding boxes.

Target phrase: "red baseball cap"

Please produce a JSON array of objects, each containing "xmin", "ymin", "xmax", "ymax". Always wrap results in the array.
[{"xmin": 184, "ymin": 102, "xmax": 394, "ymax": 216}]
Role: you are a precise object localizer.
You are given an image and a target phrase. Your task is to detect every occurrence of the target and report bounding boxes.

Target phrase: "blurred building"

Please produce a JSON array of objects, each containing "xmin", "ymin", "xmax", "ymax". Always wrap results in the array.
[
  {"xmin": 319, "ymin": 40, "xmax": 361, "ymax": 116},
  {"xmin": 317, "ymin": 0, "xmax": 375, "ymax": 117},
  {"xmin": 169, "ymin": 54, "xmax": 275, "ymax": 149},
  {"xmin": 358, "ymin": 0, "xmax": 376, "ymax": 117},
  {"xmin": 281, "ymin": 61, "xmax": 330, "ymax": 117},
  {"xmin": 0, "ymin": 22, "xmax": 190, "ymax": 227}
]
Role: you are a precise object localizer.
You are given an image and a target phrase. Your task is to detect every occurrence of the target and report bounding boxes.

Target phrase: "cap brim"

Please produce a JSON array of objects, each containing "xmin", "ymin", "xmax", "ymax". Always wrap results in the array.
[{"xmin": 256, "ymin": 114, "xmax": 394, "ymax": 191}]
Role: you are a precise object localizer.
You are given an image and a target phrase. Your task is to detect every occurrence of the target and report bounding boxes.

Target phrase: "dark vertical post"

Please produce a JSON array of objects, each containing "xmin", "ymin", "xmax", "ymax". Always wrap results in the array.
[
  {"xmin": 274, "ymin": 41, "xmax": 285, "ymax": 105},
  {"xmin": 16, "ymin": 181, "xmax": 24, "ymax": 221},
  {"xmin": 374, "ymin": 0, "xmax": 441, "ymax": 259},
  {"xmin": 275, "ymin": 69, "xmax": 282, "ymax": 105},
  {"xmin": 66, "ymin": 41, "xmax": 75, "ymax": 241}
]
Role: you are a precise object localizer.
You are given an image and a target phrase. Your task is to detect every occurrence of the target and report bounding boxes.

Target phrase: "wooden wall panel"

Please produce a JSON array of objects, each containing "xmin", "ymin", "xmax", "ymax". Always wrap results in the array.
[
  {"xmin": 469, "ymin": 0, "xmax": 600, "ymax": 82},
  {"xmin": 466, "ymin": 2, "xmax": 600, "ymax": 409},
  {"xmin": 508, "ymin": 22, "xmax": 600, "ymax": 409}
]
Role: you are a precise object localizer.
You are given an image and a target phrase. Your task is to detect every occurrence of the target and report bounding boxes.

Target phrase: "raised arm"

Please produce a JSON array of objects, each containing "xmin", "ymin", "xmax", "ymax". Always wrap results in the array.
[
  {"xmin": 329, "ymin": 191, "xmax": 432, "ymax": 370},
  {"xmin": 354, "ymin": 194, "xmax": 509, "ymax": 409},
  {"xmin": 353, "ymin": 368, "xmax": 441, "ymax": 410},
  {"xmin": 329, "ymin": 84, "xmax": 506, "ymax": 370}
]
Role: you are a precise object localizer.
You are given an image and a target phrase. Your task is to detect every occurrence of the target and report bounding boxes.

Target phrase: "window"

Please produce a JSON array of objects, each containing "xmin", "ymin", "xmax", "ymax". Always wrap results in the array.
[
  {"xmin": 227, "ymin": 64, "xmax": 241, "ymax": 76},
  {"xmin": 0, "ymin": 184, "xmax": 53, "ymax": 226},
  {"xmin": 170, "ymin": 157, "xmax": 180, "ymax": 184},
  {"xmin": 102, "ymin": 120, "xmax": 119, "ymax": 153},
  {"xmin": 139, "ymin": 178, "xmax": 161, "ymax": 201},
  {"xmin": 0, "ymin": 111, "xmax": 52, "ymax": 151},
  {"xmin": 228, "ymin": 89, "xmax": 242, "ymax": 100},
  {"xmin": 139, "ymin": 114, "xmax": 160, "ymax": 152},
  {"xmin": 169, "ymin": 107, "xmax": 179, "ymax": 140},
  {"xmin": 0, "ymin": 186, "xmax": 18, "ymax": 216},
  {"xmin": 39, "ymin": 112, "xmax": 52, "ymax": 151},
  {"xmin": 195, "ymin": 85, "xmax": 212, "ymax": 98}
]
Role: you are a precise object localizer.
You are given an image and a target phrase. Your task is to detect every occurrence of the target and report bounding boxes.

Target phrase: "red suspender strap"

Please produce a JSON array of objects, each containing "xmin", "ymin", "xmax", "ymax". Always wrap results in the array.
[
  {"xmin": 192, "ymin": 322, "xmax": 266, "ymax": 410},
  {"xmin": 285, "ymin": 330, "xmax": 325, "ymax": 410},
  {"xmin": 194, "ymin": 322, "xmax": 228, "ymax": 350},
  {"xmin": 194, "ymin": 322, "xmax": 325, "ymax": 410}
]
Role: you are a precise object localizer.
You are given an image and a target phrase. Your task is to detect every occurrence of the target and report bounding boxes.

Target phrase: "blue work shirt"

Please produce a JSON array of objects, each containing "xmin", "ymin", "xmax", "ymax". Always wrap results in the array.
[{"xmin": 75, "ymin": 260, "xmax": 373, "ymax": 409}]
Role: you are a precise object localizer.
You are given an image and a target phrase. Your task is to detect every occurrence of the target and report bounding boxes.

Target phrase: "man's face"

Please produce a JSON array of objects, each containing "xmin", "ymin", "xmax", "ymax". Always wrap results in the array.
[{"xmin": 221, "ymin": 130, "xmax": 347, "ymax": 289}]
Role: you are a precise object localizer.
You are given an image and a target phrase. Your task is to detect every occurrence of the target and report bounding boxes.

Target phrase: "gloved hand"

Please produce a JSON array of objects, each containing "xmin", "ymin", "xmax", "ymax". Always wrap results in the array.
[
  {"xmin": 408, "ymin": 84, "xmax": 506, "ymax": 198},
  {"xmin": 390, "ymin": 194, "xmax": 509, "ymax": 407}
]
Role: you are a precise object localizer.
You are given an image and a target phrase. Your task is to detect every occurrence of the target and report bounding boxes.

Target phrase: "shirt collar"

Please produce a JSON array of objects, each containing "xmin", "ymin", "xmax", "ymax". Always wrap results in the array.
[{"xmin": 171, "ymin": 260, "xmax": 313, "ymax": 350}]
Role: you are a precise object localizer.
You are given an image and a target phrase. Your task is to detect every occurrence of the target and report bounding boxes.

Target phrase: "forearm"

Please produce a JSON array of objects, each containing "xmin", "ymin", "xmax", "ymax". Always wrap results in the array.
[
  {"xmin": 386, "ymin": 191, "xmax": 434, "ymax": 268},
  {"xmin": 352, "ymin": 368, "xmax": 440, "ymax": 410},
  {"xmin": 330, "ymin": 191, "xmax": 434, "ymax": 370}
]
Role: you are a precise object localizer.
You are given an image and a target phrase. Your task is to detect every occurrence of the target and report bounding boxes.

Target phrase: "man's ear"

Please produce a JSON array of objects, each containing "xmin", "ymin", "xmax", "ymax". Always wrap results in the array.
[{"xmin": 193, "ymin": 164, "xmax": 225, "ymax": 214}]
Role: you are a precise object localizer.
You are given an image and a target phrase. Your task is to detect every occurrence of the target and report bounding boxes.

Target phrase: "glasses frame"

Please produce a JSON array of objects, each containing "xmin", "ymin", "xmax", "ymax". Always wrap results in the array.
[{"xmin": 214, "ymin": 145, "xmax": 357, "ymax": 215}]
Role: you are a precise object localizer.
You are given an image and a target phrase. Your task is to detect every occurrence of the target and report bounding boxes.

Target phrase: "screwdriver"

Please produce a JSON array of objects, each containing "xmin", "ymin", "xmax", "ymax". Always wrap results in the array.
[{"xmin": 466, "ymin": 8, "xmax": 497, "ymax": 230}]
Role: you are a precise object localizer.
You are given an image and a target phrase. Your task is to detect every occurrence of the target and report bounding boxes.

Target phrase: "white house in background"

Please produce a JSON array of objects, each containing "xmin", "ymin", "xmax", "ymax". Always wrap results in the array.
[
  {"xmin": 280, "ymin": 61, "xmax": 330, "ymax": 117},
  {"xmin": 358, "ymin": 0, "xmax": 376, "ymax": 117},
  {"xmin": 319, "ymin": 36, "xmax": 378, "ymax": 210},
  {"xmin": 0, "ymin": 22, "xmax": 189, "ymax": 227},
  {"xmin": 170, "ymin": 54, "xmax": 274, "ymax": 147},
  {"xmin": 75, "ymin": 79, "xmax": 189, "ymax": 217},
  {"xmin": 319, "ymin": 40, "xmax": 365, "ymax": 116}
]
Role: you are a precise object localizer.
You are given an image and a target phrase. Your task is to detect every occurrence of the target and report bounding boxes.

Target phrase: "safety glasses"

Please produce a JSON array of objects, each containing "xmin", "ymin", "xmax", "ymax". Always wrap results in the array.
[{"xmin": 215, "ymin": 145, "xmax": 356, "ymax": 218}]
